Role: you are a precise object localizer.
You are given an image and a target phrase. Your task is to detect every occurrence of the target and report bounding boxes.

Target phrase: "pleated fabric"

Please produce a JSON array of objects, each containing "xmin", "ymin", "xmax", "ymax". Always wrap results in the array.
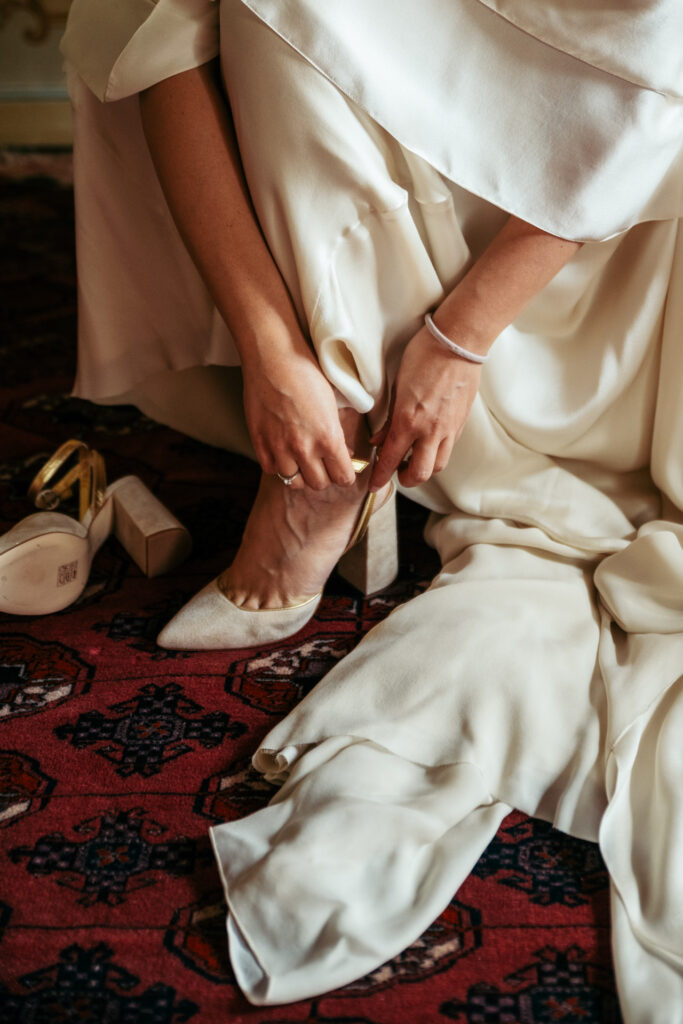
[{"xmin": 60, "ymin": 1, "xmax": 683, "ymax": 1018}]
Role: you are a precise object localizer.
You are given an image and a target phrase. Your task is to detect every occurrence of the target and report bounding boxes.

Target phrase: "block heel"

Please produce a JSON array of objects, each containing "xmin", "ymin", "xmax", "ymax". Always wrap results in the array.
[
  {"xmin": 110, "ymin": 476, "xmax": 192, "ymax": 577},
  {"xmin": 337, "ymin": 487, "xmax": 398, "ymax": 595}
]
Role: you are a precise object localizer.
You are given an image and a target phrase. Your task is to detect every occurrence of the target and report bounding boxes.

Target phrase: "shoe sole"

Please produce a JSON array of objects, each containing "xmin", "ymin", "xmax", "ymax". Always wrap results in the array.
[{"xmin": 0, "ymin": 533, "xmax": 90, "ymax": 615}]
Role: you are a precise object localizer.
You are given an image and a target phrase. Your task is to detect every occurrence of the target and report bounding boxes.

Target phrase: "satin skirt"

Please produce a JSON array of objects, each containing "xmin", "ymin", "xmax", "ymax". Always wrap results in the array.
[{"xmin": 67, "ymin": 1, "xmax": 683, "ymax": 1017}]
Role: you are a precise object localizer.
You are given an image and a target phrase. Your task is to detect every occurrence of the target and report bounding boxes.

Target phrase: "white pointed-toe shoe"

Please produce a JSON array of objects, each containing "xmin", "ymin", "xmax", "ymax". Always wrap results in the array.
[
  {"xmin": 0, "ymin": 439, "xmax": 192, "ymax": 616},
  {"xmin": 156, "ymin": 463, "xmax": 398, "ymax": 652},
  {"xmin": 156, "ymin": 580, "xmax": 323, "ymax": 651}
]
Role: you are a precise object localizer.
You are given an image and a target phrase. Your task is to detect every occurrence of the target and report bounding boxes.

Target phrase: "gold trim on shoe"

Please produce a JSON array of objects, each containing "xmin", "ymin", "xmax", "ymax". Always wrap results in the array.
[
  {"xmin": 216, "ymin": 577, "xmax": 323, "ymax": 612},
  {"xmin": 343, "ymin": 489, "xmax": 376, "ymax": 554},
  {"xmin": 28, "ymin": 438, "xmax": 107, "ymax": 521}
]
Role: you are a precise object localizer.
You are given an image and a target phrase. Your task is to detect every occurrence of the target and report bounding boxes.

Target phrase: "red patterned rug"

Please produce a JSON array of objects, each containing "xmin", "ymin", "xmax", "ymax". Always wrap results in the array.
[{"xmin": 0, "ymin": 158, "xmax": 621, "ymax": 1023}]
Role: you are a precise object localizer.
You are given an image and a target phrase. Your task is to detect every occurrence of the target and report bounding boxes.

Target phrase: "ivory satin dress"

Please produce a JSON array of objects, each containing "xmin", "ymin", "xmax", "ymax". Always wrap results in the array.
[{"xmin": 61, "ymin": 2, "xmax": 683, "ymax": 1019}]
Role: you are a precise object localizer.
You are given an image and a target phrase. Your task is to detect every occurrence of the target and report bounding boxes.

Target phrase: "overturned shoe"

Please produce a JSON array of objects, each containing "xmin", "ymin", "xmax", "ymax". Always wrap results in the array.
[{"xmin": 0, "ymin": 439, "xmax": 192, "ymax": 616}]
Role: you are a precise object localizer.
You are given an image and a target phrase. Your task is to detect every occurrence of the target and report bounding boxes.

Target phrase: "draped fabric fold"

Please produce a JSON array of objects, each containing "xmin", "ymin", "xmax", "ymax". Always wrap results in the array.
[
  {"xmin": 239, "ymin": 0, "xmax": 683, "ymax": 241},
  {"xmin": 212, "ymin": 740, "xmax": 509, "ymax": 1004},
  {"xmin": 475, "ymin": 0, "xmax": 683, "ymax": 98},
  {"xmin": 61, "ymin": 0, "xmax": 220, "ymax": 102},
  {"xmin": 62, "ymin": 0, "xmax": 683, "ymax": 240}
]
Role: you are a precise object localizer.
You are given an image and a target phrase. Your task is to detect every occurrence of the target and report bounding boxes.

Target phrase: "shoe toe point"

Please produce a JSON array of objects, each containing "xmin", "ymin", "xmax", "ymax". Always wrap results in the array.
[
  {"xmin": 155, "ymin": 619, "xmax": 185, "ymax": 650},
  {"xmin": 156, "ymin": 580, "xmax": 322, "ymax": 651}
]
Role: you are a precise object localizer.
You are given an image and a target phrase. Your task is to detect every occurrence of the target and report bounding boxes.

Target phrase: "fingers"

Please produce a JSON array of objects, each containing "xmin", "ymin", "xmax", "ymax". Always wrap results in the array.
[
  {"xmin": 370, "ymin": 430, "xmax": 454, "ymax": 491},
  {"xmin": 433, "ymin": 435, "xmax": 453, "ymax": 475},
  {"xmin": 244, "ymin": 370, "xmax": 361, "ymax": 491},
  {"xmin": 260, "ymin": 439, "xmax": 356, "ymax": 492},
  {"xmin": 298, "ymin": 430, "xmax": 357, "ymax": 489},
  {"xmin": 397, "ymin": 438, "xmax": 437, "ymax": 488},
  {"xmin": 369, "ymin": 427, "xmax": 410, "ymax": 492},
  {"xmin": 261, "ymin": 413, "xmax": 454, "ymax": 494},
  {"xmin": 324, "ymin": 451, "xmax": 358, "ymax": 487},
  {"xmin": 369, "ymin": 420, "xmax": 390, "ymax": 450},
  {"xmin": 259, "ymin": 451, "xmax": 306, "ymax": 490},
  {"xmin": 298, "ymin": 455, "xmax": 334, "ymax": 491}
]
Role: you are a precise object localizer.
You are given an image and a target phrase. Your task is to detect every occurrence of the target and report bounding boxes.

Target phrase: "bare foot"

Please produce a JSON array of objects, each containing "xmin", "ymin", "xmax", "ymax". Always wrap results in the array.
[{"xmin": 219, "ymin": 467, "xmax": 390, "ymax": 609}]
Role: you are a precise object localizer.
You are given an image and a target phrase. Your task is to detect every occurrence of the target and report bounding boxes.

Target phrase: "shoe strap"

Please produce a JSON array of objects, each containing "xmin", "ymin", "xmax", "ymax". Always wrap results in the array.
[
  {"xmin": 343, "ymin": 451, "xmax": 381, "ymax": 554},
  {"xmin": 344, "ymin": 490, "xmax": 378, "ymax": 553},
  {"xmin": 27, "ymin": 439, "xmax": 107, "ymax": 522}
]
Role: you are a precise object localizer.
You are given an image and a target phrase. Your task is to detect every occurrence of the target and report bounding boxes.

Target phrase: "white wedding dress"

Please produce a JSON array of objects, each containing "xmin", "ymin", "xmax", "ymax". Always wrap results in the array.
[{"xmin": 61, "ymin": 2, "xmax": 683, "ymax": 1019}]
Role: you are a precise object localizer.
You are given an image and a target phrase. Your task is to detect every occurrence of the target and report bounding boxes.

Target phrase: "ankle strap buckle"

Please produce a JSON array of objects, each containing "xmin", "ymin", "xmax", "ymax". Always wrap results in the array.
[
  {"xmin": 35, "ymin": 487, "xmax": 61, "ymax": 511},
  {"xmin": 27, "ymin": 439, "xmax": 107, "ymax": 522}
]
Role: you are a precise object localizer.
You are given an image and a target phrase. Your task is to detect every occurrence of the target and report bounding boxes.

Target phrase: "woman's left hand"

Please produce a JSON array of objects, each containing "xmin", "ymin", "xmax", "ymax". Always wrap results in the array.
[{"xmin": 369, "ymin": 325, "xmax": 482, "ymax": 491}]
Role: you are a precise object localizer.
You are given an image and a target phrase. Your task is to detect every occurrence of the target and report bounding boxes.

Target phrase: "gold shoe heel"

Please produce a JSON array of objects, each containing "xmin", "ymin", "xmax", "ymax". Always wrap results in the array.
[
  {"xmin": 337, "ymin": 487, "xmax": 398, "ymax": 596},
  {"xmin": 110, "ymin": 476, "xmax": 192, "ymax": 577}
]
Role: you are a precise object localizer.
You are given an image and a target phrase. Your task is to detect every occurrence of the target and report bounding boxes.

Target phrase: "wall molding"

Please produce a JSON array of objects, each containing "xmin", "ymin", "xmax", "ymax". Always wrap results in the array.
[{"xmin": 0, "ymin": 0, "xmax": 70, "ymax": 44}]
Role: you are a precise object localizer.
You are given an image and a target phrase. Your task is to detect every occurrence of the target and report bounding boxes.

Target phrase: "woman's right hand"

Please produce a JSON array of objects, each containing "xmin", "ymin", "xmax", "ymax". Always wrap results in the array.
[{"xmin": 242, "ymin": 349, "xmax": 357, "ymax": 490}]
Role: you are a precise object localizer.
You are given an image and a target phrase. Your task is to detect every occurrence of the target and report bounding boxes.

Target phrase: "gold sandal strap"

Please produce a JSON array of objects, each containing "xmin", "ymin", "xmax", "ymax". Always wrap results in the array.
[
  {"xmin": 344, "ymin": 490, "xmax": 377, "ymax": 553},
  {"xmin": 342, "ymin": 452, "xmax": 379, "ymax": 554},
  {"xmin": 27, "ymin": 440, "xmax": 107, "ymax": 521},
  {"xmin": 28, "ymin": 439, "xmax": 88, "ymax": 509},
  {"xmin": 87, "ymin": 449, "xmax": 107, "ymax": 518}
]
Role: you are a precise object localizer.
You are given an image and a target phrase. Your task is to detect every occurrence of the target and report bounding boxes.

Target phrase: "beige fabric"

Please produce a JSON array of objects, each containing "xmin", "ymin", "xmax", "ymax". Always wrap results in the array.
[
  {"xmin": 62, "ymin": 0, "xmax": 683, "ymax": 1017},
  {"xmin": 66, "ymin": 67, "xmax": 241, "ymax": 400},
  {"xmin": 211, "ymin": 533, "xmax": 683, "ymax": 1017},
  {"xmin": 240, "ymin": 0, "xmax": 683, "ymax": 240},
  {"xmin": 62, "ymin": 0, "xmax": 682, "ymax": 240},
  {"xmin": 461, "ymin": 0, "xmax": 683, "ymax": 97}
]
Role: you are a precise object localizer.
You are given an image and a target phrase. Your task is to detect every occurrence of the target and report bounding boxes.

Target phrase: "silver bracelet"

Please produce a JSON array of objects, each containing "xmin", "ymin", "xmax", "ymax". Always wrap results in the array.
[{"xmin": 424, "ymin": 312, "xmax": 489, "ymax": 364}]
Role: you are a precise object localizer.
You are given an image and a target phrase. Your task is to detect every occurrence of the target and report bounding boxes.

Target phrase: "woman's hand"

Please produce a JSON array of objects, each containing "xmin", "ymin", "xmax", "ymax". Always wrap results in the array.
[
  {"xmin": 242, "ymin": 348, "xmax": 357, "ymax": 490},
  {"xmin": 368, "ymin": 216, "xmax": 582, "ymax": 492},
  {"xmin": 140, "ymin": 65, "xmax": 354, "ymax": 493},
  {"xmin": 369, "ymin": 326, "xmax": 481, "ymax": 491}
]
